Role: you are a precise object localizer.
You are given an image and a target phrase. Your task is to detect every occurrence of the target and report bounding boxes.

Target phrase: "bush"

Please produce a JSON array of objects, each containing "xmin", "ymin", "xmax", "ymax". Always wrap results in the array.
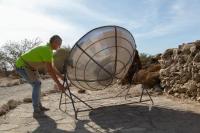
[
  {"xmin": 0, "ymin": 38, "xmax": 41, "ymax": 71},
  {"xmin": 139, "ymin": 53, "xmax": 153, "ymax": 67}
]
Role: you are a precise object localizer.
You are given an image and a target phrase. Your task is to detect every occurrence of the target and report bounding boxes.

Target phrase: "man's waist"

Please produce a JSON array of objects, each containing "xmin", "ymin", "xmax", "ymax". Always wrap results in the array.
[
  {"xmin": 15, "ymin": 62, "xmax": 36, "ymax": 71},
  {"xmin": 15, "ymin": 57, "xmax": 37, "ymax": 71},
  {"xmin": 15, "ymin": 66, "xmax": 36, "ymax": 71}
]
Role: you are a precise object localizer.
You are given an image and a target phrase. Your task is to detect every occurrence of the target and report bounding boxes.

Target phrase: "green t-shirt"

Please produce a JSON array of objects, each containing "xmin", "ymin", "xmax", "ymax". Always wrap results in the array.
[{"xmin": 15, "ymin": 43, "xmax": 53, "ymax": 69}]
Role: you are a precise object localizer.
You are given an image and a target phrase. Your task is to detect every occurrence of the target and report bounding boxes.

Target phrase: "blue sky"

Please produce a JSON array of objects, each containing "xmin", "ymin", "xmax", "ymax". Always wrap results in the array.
[{"xmin": 0, "ymin": 0, "xmax": 200, "ymax": 55}]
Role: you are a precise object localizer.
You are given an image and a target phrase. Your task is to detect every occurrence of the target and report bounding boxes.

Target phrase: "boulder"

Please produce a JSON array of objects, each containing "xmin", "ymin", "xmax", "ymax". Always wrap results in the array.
[{"xmin": 160, "ymin": 40, "xmax": 200, "ymax": 101}]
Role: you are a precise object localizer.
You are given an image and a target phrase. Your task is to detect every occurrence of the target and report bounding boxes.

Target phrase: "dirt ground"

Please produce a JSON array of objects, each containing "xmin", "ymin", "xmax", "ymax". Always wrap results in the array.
[
  {"xmin": 0, "ymin": 78, "xmax": 54, "ymax": 107},
  {"xmin": 1, "ymin": 79, "xmax": 200, "ymax": 133}
]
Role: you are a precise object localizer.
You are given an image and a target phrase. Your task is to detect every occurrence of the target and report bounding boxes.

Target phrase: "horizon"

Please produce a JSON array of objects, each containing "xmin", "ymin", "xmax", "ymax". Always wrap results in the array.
[{"xmin": 0, "ymin": 0, "xmax": 200, "ymax": 55}]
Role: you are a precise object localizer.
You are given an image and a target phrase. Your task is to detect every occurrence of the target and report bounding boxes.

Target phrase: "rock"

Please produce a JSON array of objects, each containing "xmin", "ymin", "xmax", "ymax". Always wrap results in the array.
[
  {"xmin": 168, "ymin": 89, "xmax": 174, "ymax": 94},
  {"xmin": 193, "ymin": 73, "xmax": 200, "ymax": 82},
  {"xmin": 153, "ymin": 84, "xmax": 163, "ymax": 92},
  {"xmin": 0, "ymin": 104, "xmax": 9, "ymax": 116},
  {"xmin": 23, "ymin": 98, "xmax": 32, "ymax": 103},
  {"xmin": 78, "ymin": 89, "xmax": 86, "ymax": 94},
  {"xmin": 197, "ymin": 97, "xmax": 200, "ymax": 102},
  {"xmin": 6, "ymin": 82, "xmax": 13, "ymax": 87},
  {"xmin": 174, "ymin": 93, "xmax": 180, "ymax": 97},
  {"xmin": 197, "ymin": 83, "xmax": 200, "ymax": 88},
  {"xmin": 193, "ymin": 53, "xmax": 200, "ymax": 62},
  {"xmin": 190, "ymin": 45, "xmax": 197, "ymax": 53},
  {"xmin": 12, "ymin": 80, "xmax": 20, "ymax": 86},
  {"xmin": 181, "ymin": 44, "xmax": 192, "ymax": 55},
  {"xmin": 161, "ymin": 48, "xmax": 174, "ymax": 60},
  {"xmin": 7, "ymin": 100, "xmax": 20, "ymax": 110},
  {"xmin": 178, "ymin": 55, "xmax": 187, "ymax": 64},
  {"xmin": 19, "ymin": 78, "xmax": 26, "ymax": 84},
  {"xmin": 160, "ymin": 41, "xmax": 200, "ymax": 101}
]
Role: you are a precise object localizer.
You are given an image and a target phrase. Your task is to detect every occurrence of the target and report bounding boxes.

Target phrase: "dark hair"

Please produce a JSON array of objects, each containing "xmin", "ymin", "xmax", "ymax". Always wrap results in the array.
[{"xmin": 49, "ymin": 35, "xmax": 62, "ymax": 44}]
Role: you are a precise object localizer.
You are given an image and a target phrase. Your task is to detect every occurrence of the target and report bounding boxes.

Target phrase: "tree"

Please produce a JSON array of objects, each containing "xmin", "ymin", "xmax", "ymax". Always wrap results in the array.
[
  {"xmin": 0, "ymin": 38, "xmax": 42, "ymax": 71},
  {"xmin": 139, "ymin": 53, "xmax": 153, "ymax": 68}
]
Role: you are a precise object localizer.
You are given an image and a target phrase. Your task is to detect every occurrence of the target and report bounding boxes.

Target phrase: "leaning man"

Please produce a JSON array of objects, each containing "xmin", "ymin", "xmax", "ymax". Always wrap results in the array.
[{"xmin": 15, "ymin": 35, "xmax": 65, "ymax": 116}]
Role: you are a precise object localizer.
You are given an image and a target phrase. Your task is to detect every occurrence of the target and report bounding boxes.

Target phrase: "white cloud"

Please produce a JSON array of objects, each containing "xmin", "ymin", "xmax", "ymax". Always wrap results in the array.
[
  {"xmin": 135, "ymin": 0, "xmax": 200, "ymax": 39},
  {"xmin": 0, "ymin": 0, "xmax": 138, "ymax": 46},
  {"xmin": 0, "ymin": 0, "xmax": 199, "ymax": 50},
  {"xmin": 0, "ymin": 0, "xmax": 86, "ymax": 46}
]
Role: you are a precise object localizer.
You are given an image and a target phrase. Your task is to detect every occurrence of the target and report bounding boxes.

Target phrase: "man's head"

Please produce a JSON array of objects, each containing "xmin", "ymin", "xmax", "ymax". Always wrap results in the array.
[{"xmin": 49, "ymin": 35, "xmax": 62, "ymax": 50}]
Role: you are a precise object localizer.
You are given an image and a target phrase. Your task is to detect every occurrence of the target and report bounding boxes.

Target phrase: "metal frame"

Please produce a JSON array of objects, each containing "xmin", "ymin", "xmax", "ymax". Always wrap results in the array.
[
  {"xmin": 115, "ymin": 60, "xmax": 154, "ymax": 104},
  {"xmin": 67, "ymin": 26, "xmax": 135, "ymax": 90},
  {"xmin": 59, "ymin": 60, "xmax": 93, "ymax": 119},
  {"xmin": 115, "ymin": 82, "xmax": 154, "ymax": 104},
  {"xmin": 59, "ymin": 25, "xmax": 154, "ymax": 119},
  {"xmin": 59, "ymin": 65, "xmax": 154, "ymax": 120}
]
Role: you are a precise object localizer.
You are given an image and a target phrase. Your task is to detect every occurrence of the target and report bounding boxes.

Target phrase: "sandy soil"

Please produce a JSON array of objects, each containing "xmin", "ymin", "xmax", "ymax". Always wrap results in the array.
[
  {"xmin": 0, "ymin": 78, "xmax": 55, "ymax": 106},
  {"xmin": 1, "ymin": 81, "xmax": 200, "ymax": 133}
]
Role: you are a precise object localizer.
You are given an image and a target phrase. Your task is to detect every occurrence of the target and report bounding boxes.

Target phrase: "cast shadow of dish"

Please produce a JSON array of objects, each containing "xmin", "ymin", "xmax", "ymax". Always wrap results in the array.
[{"xmin": 88, "ymin": 104, "xmax": 200, "ymax": 133}]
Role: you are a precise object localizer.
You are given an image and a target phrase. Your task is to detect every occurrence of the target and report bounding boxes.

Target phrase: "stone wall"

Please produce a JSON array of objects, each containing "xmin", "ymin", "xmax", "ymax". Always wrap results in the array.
[{"xmin": 160, "ymin": 40, "xmax": 200, "ymax": 101}]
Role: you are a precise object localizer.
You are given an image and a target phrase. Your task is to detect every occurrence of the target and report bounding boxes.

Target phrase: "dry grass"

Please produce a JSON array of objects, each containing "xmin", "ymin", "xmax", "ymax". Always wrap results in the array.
[{"xmin": 133, "ymin": 64, "xmax": 161, "ymax": 88}]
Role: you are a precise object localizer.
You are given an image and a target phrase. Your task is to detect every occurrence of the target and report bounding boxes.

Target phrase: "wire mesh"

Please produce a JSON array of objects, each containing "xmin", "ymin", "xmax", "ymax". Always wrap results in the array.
[{"xmin": 66, "ymin": 26, "xmax": 136, "ymax": 91}]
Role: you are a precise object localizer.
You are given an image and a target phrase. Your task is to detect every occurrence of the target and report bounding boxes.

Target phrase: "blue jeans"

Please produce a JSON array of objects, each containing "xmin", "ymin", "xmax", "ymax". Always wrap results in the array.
[{"xmin": 16, "ymin": 68, "xmax": 42, "ymax": 111}]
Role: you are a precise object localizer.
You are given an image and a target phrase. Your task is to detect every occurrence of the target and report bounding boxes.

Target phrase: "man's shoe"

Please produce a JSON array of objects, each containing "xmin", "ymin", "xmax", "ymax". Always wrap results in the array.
[
  {"xmin": 40, "ymin": 106, "xmax": 50, "ymax": 111},
  {"xmin": 33, "ymin": 108, "xmax": 42, "ymax": 118}
]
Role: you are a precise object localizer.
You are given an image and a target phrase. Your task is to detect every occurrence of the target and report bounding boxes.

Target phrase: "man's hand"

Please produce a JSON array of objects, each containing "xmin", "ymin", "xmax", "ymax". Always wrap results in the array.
[
  {"xmin": 52, "ymin": 62, "xmax": 65, "ymax": 81},
  {"xmin": 57, "ymin": 83, "xmax": 66, "ymax": 92},
  {"xmin": 60, "ymin": 75, "xmax": 65, "ymax": 81},
  {"xmin": 54, "ymin": 83, "xmax": 66, "ymax": 92},
  {"xmin": 47, "ymin": 62, "xmax": 65, "ymax": 92}
]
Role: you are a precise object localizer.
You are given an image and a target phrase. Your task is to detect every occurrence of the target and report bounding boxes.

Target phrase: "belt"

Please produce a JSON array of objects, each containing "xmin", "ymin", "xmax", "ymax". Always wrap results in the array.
[
  {"xmin": 16, "ymin": 66, "xmax": 25, "ymax": 69},
  {"xmin": 15, "ymin": 65, "xmax": 36, "ymax": 71},
  {"xmin": 15, "ymin": 64, "xmax": 24, "ymax": 69}
]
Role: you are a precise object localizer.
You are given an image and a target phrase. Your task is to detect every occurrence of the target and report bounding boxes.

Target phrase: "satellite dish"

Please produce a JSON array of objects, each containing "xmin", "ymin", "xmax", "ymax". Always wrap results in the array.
[{"xmin": 66, "ymin": 26, "xmax": 136, "ymax": 91}]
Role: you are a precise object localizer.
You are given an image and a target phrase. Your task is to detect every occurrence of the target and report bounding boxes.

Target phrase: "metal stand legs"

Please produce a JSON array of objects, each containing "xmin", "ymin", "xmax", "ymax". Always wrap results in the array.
[
  {"xmin": 139, "ymin": 85, "xmax": 154, "ymax": 104},
  {"xmin": 59, "ymin": 86, "xmax": 94, "ymax": 119},
  {"xmin": 59, "ymin": 61, "xmax": 153, "ymax": 120},
  {"xmin": 116, "ymin": 84, "xmax": 154, "ymax": 105},
  {"xmin": 59, "ymin": 61, "xmax": 93, "ymax": 119},
  {"xmin": 59, "ymin": 76, "xmax": 93, "ymax": 119}
]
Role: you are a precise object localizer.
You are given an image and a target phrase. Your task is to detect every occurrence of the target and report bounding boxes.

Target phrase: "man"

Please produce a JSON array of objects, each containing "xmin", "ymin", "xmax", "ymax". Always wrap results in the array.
[{"xmin": 15, "ymin": 35, "xmax": 65, "ymax": 116}]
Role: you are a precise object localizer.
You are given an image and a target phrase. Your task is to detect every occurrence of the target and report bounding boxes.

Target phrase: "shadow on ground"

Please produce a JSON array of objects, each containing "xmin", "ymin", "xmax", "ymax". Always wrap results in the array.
[
  {"xmin": 30, "ymin": 104, "xmax": 200, "ymax": 133},
  {"xmin": 32, "ymin": 112, "xmax": 68, "ymax": 133},
  {"xmin": 32, "ymin": 112, "xmax": 92, "ymax": 133},
  {"xmin": 89, "ymin": 104, "xmax": 200, "ymax": 133}
]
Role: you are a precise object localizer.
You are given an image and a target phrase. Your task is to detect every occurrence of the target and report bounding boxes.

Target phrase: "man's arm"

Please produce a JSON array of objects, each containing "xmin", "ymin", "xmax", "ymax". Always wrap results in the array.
[
  {"xmin": 52, "ymin": 63, "xmax": 64, "ymax": 81},
  {"xmin": 46, "ymin": 62, "xmax": 65, "ymax": 91}
]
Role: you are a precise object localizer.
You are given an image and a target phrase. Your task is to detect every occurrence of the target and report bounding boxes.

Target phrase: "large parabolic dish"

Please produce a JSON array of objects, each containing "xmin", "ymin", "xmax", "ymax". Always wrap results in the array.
[{"xmin": 66, "ymin": 26, "xmax": 136, "ymax": 91}]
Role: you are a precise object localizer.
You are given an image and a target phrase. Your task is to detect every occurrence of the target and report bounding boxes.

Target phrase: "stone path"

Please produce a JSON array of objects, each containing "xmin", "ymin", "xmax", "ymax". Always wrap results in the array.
[
  {"xmin": 1, "ymin": 84, "xmax": 200, "ymax": 133},
  {"xmin": 0, "ymin": 79, "xmax": 54, "ymax": 106}
]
